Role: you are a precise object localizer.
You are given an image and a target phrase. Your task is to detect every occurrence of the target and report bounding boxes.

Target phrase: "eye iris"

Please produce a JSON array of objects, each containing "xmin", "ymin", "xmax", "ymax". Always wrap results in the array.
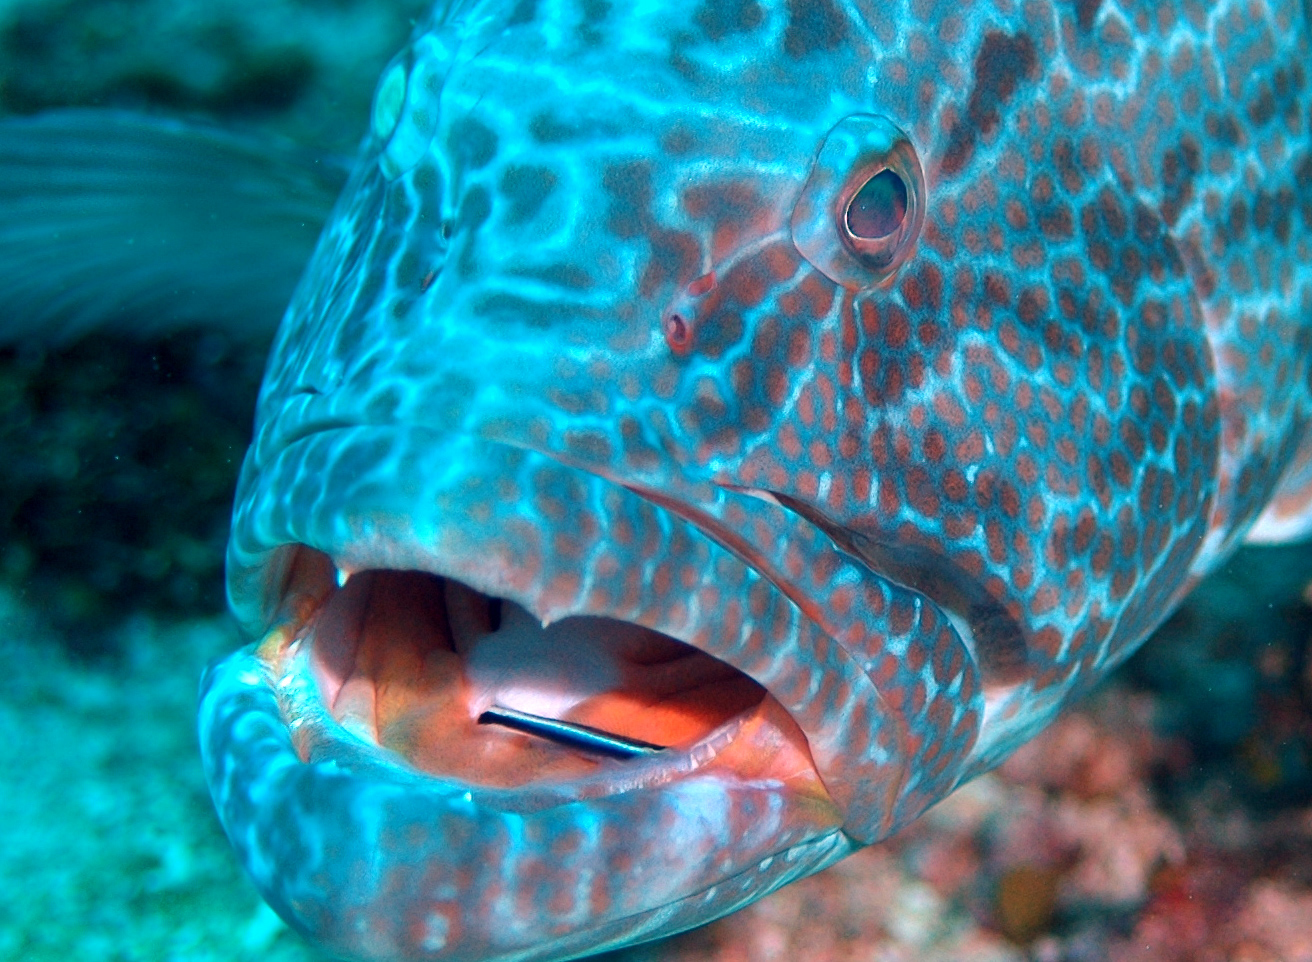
[{"xmin": 845, "ymin": 169, "xmax": 908, "ymax": 240}]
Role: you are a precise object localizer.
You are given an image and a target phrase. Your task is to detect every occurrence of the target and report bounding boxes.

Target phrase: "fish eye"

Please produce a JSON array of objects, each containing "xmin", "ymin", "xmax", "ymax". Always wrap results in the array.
[
  {"xmin": 373, "ymin": 32, "xmax": 457, "ymax": 180},
  {"xmin": 845, "ymin": 169, "xmax": 907, "ymax": 240},
  {"xmin": 791, "ymin": 115, "xmax": 925, "ymax": 290},
  {"xmin": 371, "ymin": 61, "xmax": 408, "ymax": 143}
]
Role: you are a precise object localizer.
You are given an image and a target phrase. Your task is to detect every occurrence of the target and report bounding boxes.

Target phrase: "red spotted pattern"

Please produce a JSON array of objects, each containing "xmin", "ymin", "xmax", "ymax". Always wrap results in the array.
[{"xmin": 213, "ymin": 0, "xmax": 1312, "ymax": 959}]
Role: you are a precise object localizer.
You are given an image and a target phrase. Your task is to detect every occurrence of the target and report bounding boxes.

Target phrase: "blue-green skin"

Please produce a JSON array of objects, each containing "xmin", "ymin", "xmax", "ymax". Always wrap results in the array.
[{"xmin": 199, "ymin": 1, "xmax": 1312, "ymax": 959}]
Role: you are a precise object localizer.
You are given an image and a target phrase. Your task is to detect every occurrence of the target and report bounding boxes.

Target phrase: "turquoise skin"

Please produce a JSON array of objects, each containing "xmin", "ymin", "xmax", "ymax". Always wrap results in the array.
[{"xmin": 199, "ymin": 2, "xmax": 1312, "ymax": 960}]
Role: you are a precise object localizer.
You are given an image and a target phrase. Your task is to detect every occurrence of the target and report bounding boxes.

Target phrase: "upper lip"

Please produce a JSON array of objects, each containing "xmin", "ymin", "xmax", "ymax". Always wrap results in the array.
[
  {"xmin": 248, "ymin": 403, "xmax": 957, "ymax": 679},
  {"xmin": 231, "ymin": 408, "xmax": 981, "ymax": 843},
  {"xmin": 251, "ymin": 401, "xmax": 966, "ymax": 666}
]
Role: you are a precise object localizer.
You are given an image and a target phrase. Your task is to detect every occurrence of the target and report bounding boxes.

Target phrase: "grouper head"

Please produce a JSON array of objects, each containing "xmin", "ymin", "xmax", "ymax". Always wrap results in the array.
[{"xmin": 200, "ymin": 0, "xmax": 1221, "ymax": 959}]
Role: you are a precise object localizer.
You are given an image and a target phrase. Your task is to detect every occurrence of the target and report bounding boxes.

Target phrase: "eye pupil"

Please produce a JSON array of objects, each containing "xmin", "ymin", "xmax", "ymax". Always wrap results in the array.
[{"xmin": 845, "ymin": 169, "xmax": 908, "ymax": 240}]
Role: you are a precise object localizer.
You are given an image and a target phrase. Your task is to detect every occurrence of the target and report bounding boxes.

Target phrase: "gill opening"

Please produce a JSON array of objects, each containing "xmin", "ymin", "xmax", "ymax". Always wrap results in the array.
[
  {"xmin": 620, "ymin": 483, "xmax": 833, "ymax": 631},
  {"xmin": 747, "ymin": 489, "xmax": 1030, "ymax": 688}
]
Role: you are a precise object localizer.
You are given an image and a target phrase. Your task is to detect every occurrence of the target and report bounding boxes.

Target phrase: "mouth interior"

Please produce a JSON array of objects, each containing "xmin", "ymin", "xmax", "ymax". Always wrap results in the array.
[{"xmin": 301, "ymin": 561, "xmax": 767, "ymax": 788}]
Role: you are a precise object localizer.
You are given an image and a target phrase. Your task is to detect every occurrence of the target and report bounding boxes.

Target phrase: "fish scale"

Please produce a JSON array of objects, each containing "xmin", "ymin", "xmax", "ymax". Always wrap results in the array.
[{"xmin": 187, "ymin": 0, "xmax": 1312, "ymax": 959}]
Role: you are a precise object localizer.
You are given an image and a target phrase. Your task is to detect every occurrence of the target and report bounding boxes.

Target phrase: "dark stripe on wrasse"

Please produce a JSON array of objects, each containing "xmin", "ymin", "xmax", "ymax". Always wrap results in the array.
[{"xmin": 478, "ymin": 706, "xmax": 667, "ymax": 759}]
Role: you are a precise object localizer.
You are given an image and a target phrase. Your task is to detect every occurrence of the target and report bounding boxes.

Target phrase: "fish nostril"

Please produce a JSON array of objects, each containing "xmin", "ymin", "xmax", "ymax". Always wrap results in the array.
[
  {"xmin": 662, "ymin": 273, "xmax": 716, "ymax": 355},
  {"xmin": 664, "ymin": 312, "xmax": 691, "ymax": 351}
]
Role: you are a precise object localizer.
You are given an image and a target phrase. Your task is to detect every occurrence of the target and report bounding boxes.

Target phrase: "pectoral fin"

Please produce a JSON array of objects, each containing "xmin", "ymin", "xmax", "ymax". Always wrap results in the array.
[
  {"xmin": 1248, "ymin": 429, "xmax": 1312, "ymax": 544},
  {"xmin": 0, "ymin": 109, "xmax": 347, "ymax": 345}
]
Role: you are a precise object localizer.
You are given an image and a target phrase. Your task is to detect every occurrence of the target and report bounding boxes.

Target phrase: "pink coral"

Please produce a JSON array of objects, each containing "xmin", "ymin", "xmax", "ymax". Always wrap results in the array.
[{"xmin": 614, "ymin": 682, "xmax": 1312, "ymax": 962}]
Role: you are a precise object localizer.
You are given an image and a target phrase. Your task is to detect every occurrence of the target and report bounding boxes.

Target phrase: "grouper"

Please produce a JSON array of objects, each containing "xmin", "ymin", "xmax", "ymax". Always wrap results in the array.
[{"xmin": 1, "ymin": 0, "xmax": 1310, "ymax": 959}]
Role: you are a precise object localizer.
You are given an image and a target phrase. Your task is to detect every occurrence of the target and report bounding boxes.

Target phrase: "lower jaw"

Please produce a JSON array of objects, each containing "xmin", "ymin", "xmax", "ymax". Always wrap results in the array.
[{"xmin": 199, "ymin": 545, "xmax": 852, "ymax": 962}]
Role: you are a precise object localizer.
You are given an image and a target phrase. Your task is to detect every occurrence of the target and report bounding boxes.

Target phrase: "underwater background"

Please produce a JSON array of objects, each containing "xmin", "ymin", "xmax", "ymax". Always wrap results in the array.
[{"xmin": 0, "ymin": 1, "xmax": 1310, "ymax": 959}]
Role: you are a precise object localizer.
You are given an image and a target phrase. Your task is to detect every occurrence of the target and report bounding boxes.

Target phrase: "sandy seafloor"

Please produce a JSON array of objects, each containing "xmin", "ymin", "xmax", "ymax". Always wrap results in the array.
[{"xmin": 1, "ymin": 1, "xmax": 1311, "ymax": 960}]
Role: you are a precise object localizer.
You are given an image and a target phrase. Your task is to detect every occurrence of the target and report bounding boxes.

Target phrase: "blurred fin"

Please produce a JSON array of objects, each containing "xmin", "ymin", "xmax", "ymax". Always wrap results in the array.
[
  {"xmin": 1248, "ymin": 429, "xmax": 1312, "ymax": 544},
  {"xmin": 0, "ymin": 109, "xmax": 348, "ymax": 345}
]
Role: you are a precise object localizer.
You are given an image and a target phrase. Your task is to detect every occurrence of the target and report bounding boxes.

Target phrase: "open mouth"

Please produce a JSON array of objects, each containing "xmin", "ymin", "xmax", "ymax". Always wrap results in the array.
[
  {"xmin": 260, "ymin": 546, "xmax": 824, "ymax": 803},
  {"xmin": 201, "ymin": 426, "xmax": 908, "ymax": 960}
]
